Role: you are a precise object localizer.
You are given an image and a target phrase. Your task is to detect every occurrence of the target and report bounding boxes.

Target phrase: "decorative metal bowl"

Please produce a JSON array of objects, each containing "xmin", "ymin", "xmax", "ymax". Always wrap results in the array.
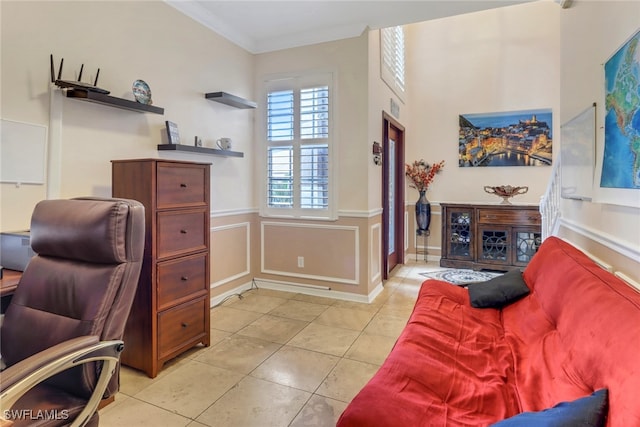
[{"xmin": 484, "ymin": 185, "xmax": 528, "ymax": 204}]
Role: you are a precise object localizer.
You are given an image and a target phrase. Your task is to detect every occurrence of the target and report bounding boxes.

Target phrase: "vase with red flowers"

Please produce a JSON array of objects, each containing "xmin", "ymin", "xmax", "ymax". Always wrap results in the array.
[{"xmin": 405, "ymin": 160, "xmax": 445, "ymax": 233}]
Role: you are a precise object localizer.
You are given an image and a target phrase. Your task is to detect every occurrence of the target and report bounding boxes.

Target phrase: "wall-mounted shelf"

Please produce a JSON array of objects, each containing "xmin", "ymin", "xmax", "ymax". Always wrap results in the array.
[
  {"xmin": 205, "ymin": 92, "xmax": 257, "ymax": 109},
  {"xmin": 65, "ymin": 89, "xmax": 165, "ymax": 114},
  {"xmin": 157, "ymin": 144, "xmax": 244, "ymax": 158}
]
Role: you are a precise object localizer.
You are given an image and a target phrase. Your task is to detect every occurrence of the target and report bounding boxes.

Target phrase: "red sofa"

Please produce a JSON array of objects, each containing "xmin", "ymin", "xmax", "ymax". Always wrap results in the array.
[{"xmin": 337, "ymin": 236, "xmax": 640, "ymax": 427}]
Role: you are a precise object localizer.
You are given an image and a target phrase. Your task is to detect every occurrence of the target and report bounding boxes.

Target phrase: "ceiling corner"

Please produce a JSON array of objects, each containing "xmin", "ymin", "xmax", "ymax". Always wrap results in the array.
[{"xmin": 165, "ymin": 0, "xmax": 259, "ymax": 53}]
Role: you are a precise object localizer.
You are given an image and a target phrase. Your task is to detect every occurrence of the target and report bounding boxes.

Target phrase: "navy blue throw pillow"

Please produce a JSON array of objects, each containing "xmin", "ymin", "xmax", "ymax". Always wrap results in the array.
[
  {"xmin": 491, "ymin": 389, "xmax": 609, "ymax": 427},
  {"xmin": 467, "ymin": 269, "xmax": 529, "ymax": 308}
]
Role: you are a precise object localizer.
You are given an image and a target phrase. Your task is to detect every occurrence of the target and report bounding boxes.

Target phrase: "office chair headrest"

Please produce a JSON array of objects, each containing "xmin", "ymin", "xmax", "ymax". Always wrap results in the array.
[{"xmin": 30, "ymin": 197, "xmax": 144, "ymax": 264}]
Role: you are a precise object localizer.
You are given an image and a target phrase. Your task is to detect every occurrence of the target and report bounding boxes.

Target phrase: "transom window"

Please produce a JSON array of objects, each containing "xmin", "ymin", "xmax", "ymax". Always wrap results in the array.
[
  {"xmin": 381, "ymin": 26, "xmax": 406, "ymax": 100},
  {"xmin": 263, "ymin": 73, "xmax": 335, "ymax": 219}
]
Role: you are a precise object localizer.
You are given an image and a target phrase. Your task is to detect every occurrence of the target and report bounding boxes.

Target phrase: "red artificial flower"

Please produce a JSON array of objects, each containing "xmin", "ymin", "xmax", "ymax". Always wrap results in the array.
[{"xmin": 405, "ymin": 160, "xmax": 445, "ymax": 192}]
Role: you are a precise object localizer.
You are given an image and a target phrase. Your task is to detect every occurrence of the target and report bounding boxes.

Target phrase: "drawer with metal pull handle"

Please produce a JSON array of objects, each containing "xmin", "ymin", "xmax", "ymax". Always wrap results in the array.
[
  {"xmin": 158, "ymin": 297, "xmax": 207, "ymax": 359},
  {"xmin": 156, "ymin": 209, "xmax": 207, "ymax": 259},
  {"xmin": 157, "ymin": 163, "xmax": 207, "ymax": 208},
  {"xmin": 157, "ymin": 253, "xmax": 208, "ymax": 311}
]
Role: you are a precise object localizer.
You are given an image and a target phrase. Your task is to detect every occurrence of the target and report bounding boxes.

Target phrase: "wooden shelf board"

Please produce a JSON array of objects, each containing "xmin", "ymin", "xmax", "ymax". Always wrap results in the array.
[
  {"xmin": 65, "ymin": 89, "xmax": 165, "ymax": 114},
  {"xmin": 157, "ymin": 144, "xmax": 244, "ymax": 158},
  {"xmin": 205, "ymin": 92, "xmax": 257, "ymax": 109}
]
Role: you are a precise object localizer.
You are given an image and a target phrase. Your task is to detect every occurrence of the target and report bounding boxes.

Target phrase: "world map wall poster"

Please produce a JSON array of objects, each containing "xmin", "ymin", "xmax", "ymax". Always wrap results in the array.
[{"xmin": 601, "ymin": 29, "xmax": 640, "ymax": 190}]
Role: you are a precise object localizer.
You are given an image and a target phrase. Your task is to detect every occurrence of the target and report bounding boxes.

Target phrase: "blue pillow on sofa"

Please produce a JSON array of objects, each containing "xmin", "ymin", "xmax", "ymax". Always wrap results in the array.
[{"xmin": 491, "ymin": 389, "xmax": 609, "ymax": 427}]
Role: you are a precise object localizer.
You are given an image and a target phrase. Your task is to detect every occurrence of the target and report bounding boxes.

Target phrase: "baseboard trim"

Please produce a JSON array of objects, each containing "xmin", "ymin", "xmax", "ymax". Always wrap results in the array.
[
  {"xmin": 210, "ymin": 277, "xmax": 385, "ymax": 306},
  {"xmin": 210, "ymin": 282, "xmax": 255, "ymax": 307}
]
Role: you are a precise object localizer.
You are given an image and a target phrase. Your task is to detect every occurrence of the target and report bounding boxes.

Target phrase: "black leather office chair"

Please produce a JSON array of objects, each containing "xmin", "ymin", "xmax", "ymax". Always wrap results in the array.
[{"xmin": 0, "ymin": 197, "xmax": 145, "ymax": 427}]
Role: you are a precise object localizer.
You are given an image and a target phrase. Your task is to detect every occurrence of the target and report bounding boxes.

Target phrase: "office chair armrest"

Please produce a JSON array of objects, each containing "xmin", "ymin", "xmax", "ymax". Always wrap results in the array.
[
  {"xmin": 1, "ymin": 336, "xmax": 99, "ymax": 391},
  {"xmin": 0, "ymin": 336, "xmax": 124, "ymax": 427}
]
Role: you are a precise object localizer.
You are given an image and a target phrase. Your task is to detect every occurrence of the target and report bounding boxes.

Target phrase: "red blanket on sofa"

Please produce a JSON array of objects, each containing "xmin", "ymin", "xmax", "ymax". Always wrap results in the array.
[{"xmin": 337, "ymin": 237, "xmax": 640, "ymax": 427}]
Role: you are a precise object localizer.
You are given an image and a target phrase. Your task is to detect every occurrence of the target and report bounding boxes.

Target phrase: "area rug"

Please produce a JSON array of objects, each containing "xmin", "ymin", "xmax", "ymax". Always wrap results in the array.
[{"xmin": 419, "ymin": 269, "xmax": 502, "ymax": 286}]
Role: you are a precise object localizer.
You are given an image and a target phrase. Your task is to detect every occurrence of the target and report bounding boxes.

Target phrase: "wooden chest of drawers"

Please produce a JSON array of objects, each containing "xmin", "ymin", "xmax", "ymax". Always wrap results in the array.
[{"xmin": 112, "ymin": 159, "xmax": 211, "ymax": 378}]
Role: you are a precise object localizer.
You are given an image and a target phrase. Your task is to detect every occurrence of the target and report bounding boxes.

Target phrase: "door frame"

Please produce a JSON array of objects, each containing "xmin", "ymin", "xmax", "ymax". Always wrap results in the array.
[{"xmin": 382, "ymin": 112, "xmax": 405, "ymax": 279}]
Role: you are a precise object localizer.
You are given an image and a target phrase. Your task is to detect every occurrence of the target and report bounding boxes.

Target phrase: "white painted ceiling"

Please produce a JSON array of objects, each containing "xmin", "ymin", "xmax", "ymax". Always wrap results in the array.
[{"xmin": 166, "ymin": 0, "xmax": 539, "ymax": 54}]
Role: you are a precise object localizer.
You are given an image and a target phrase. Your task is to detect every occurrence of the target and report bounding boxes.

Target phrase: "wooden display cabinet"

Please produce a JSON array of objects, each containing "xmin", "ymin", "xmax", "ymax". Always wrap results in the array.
[{"xmin": 440, "ymin": 203, "xmax": 541, "ymax": 271}]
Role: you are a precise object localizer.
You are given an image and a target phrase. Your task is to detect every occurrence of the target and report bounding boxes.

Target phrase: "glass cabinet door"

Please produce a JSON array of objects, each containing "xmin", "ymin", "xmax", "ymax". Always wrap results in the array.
[
  {"xmin": 446, "ymin": 209, "xmax": 473, "ymax": 260},
  {"xmin": 514, "ymin": 229, "xmax": 542, "ymax": 266},
  {"xmin": 478, "ymin": 226, "xmax": 510, "ymax": 265}
]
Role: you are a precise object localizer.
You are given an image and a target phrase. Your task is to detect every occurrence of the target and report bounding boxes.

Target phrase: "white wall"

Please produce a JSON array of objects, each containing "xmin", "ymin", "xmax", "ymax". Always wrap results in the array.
[
  {"xmin": 404, "ymin": 1, "xmax": 561, "ymax": 206},
  {"xmin": 1, "ymin": 1, "xmax": 255, "ymax": 230},
  {"xmin": 3, "ymin": 0, "xmax": 637, "ymax": 283},
  {"xmin": 0, "ymin": 1, "xmax": 564, "ymax": 229},
  {"xmin": 558, "ymin": 0, "xmax": 640, "ymax": 264}
]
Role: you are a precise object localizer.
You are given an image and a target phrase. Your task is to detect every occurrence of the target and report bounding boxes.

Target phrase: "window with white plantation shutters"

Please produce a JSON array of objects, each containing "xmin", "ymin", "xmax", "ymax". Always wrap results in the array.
[
  {"xmin": 267, "ymin": 90, "xmax": 294, "ymax": 141},
  {"xmin": 381, "ymin": 26, "xmax": 406, "ymax": 100},
  {"xmin": 300, "ymin": 144, "xmax": 328, "ymax": 209},
  {"xmin": 300, "ymin": 87, "xmax": 329, "ymax": 139},
  {"xmin": 267, "ymin": 146, "xmax": 293, "ymax": 207},
  {"xmin": 264, "ymin": 73, "xmax": 334, "ymax": 219}
]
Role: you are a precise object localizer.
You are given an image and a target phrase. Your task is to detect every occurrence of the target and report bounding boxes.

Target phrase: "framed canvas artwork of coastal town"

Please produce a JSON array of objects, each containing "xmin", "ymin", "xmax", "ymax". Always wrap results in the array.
[{"xmin": 458, "ymin": 109, "xmax": 553, "ymax": 167}]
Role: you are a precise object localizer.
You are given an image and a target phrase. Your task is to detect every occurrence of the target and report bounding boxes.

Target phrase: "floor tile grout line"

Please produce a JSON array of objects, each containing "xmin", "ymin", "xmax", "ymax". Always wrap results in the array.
[
  {"xmin": 227, "ymin": 283, "xmax": 391, "ymax": 413},
  {"xmin": 125, "ymin": 357, "xmax": 258, "ymax": 424},
  {"xmin": 103, "ymin": 260, "xmax": 438, "ymax": 426}
]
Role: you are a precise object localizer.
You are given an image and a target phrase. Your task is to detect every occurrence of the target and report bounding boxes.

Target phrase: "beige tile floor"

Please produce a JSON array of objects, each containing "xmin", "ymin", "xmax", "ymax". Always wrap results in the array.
[{"xmin": 99, "ymin": 260, "xmax": 446, "ymax": 427}]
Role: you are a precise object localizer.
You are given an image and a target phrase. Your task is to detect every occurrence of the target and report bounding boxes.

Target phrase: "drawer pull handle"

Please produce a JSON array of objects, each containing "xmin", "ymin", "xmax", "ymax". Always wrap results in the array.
[
  {"xmin": 527, "ymin": 216, "xmax": 538, "ymax": 220},
  {"xmin": 484, "ymin": 215, "xmax": 497, "ymax": 219},
  {"xmin": 180, "ymin": 183, "xmax": 188, "ymax": 188},
  {"xmin": 181, "ymin": 322, "xmax": 188, "ymax": 328},
  {"xmin": 180, "ymin": 229, "xmax": 188, "ymax": 234},
  {"xmin": 181, "ymin": 276, "xmax": 189, "ymax": 281}
]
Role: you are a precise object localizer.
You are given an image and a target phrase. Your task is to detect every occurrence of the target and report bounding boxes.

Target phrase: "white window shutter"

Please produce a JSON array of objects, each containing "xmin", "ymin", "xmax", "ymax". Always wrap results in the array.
[
  {"xmin": 381, "ymin": 26, "xmax": 406, "ymax": 100},
  {"xmin": 264, "ymin": 74, "xmax": 334, "ymax": 219}
]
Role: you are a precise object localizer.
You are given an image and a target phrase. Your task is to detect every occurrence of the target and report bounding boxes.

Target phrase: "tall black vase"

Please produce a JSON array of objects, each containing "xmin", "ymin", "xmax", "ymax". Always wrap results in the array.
[{"xmin": 415, "ymin": 190, "xmax": 432, "ymax": 234}]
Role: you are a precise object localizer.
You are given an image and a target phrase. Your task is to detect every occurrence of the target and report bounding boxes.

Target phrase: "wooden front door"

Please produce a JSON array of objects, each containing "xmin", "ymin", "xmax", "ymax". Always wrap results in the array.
[{"xmin": 382, "ymin": 113, "xmax": 405, "ymax": 279}]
